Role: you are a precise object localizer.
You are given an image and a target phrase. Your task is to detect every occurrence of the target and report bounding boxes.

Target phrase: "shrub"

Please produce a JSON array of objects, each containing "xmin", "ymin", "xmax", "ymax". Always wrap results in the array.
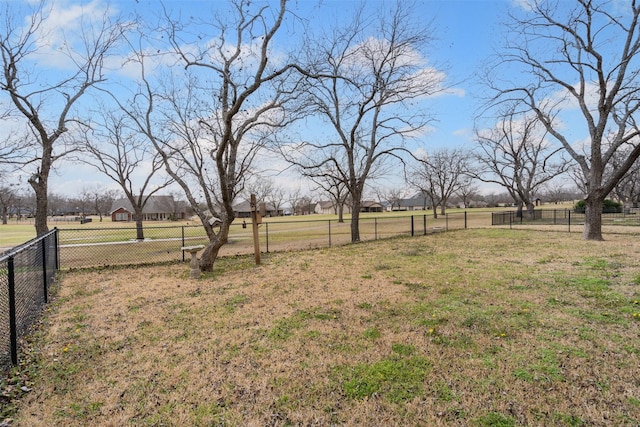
[{"xmin": 573, "ymin": 199, "xmax": 622, "ymax": 213}]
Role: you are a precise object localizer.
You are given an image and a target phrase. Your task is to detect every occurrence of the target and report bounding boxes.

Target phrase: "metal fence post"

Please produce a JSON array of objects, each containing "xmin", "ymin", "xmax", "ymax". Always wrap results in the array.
[
  {"xmin": 265, "ymin": 223, "xmax": 269, "ymax": 253},
  {"xmin": 446, "ymin": 214, "xmax": 449, "ymax": 231},
  {"xmin": 328, "ymin": 220, "xmax": 332, "ymax": 247},
  {"xmin": 423, "ymin": 215, "xmax": 427, "ymax": 235},
  {"xmin": 8, "ymin": 256, "xmax": 17, "ymax": 365},
  {"xmin": 53, "ymin": 227, "xmax": 59, "ymax": 270},
  {"xmin": 464, "ymin": 211, "xmax": 467, "ymax": 229},
  {"xmin": 181, "ymin": 226, "xmax": 186, "ymax": 262},
  {"xmin": 568, "ymin": 210, "xmax": 571, "ymax": 233},
  {"xmin": 411, "ymin": 215, "xmax": 415, "ymax": 236},
  {"xmin": 41, "ymin": 238, "xmax": 48, "ymax": 304},
  {"xmin": 375, "ymin": 218, "xmax": 378, "ymax": 240}
]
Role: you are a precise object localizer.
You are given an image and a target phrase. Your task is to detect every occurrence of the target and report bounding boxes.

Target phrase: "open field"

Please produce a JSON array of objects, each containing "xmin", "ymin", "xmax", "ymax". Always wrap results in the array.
[
  {"xmin": 2, "ymin": 211, "xmax": 476, "ymax": 269},
  {"xmin": 0, "ymin": 207, "xmax": 505, "ymax": 250},
  {"xmin": 4, "ymin": 228, "xmax": 640, "ymax": 426}
]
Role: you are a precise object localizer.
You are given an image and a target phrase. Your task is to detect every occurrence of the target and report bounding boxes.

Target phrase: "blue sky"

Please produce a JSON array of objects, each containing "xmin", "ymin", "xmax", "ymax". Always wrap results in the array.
[{"xmin": 6, "ymin": 0, "xmax": 520, "ymax": 197}]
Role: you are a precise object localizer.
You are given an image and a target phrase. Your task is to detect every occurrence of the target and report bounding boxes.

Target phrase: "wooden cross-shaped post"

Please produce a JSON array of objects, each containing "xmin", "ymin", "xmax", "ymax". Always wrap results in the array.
[{"xmin": 250, "ymin": 194, "xmax": 261, "ymax": 265}]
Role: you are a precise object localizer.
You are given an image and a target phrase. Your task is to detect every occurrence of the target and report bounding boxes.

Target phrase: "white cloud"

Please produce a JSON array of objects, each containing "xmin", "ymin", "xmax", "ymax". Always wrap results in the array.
[{"xmin": 26, "ymin": 0, "xmax": 118, "ymax": 70}]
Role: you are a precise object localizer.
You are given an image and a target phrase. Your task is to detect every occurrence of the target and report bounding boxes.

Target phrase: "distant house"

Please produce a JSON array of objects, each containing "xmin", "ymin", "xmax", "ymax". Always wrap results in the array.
[
  {"xmin": 110, "ymin": 195, "xmax": 187, "ymax": 222},
  {"xmin": 314, "ymin": 200, "xmax": 382, "ymax": 214},
  {"xmin": 233, "ymin": 200, "xmax": 283, "ymax": 218},
  {"xmin": 315, "ymin": 201, "xmax": 335, "ymax": 215},
  {"xmin": 401, "ymin": 193, "xmax": 432, "ymax": 211},
  {"xmin": 360, "ymin": 200, "xmax": 384, "ymax": 213},
  {"xmin": 314, "ymin": 200, "xmax": 353, "ymax": 215}
]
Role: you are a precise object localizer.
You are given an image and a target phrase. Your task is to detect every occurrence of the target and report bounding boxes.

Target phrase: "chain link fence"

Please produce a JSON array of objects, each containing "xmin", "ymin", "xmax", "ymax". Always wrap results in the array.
[
  {"xmin": 58, "ymin": 212, "xmax": 474, "ymax": 270},
  {"xmin": 0, "ymin": 229, "xmax": 59, "ymax": 372},
  {"xmin": 491, "ymin": 208, "xmax": 640, "ymax": 231}
]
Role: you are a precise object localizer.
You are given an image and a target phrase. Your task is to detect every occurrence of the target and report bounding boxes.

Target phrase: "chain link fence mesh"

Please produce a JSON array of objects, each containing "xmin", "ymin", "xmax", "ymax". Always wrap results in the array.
[
  {"xmin": 58, "ymin": 214, "xmax": 471, "ymax": 269},
  {"xmin": 1, "ymin": 230, "xmax": 58, "ymax": 372},
  {"xmin": 0, "ymin": 257, "xmax": 10, "ymax": 370}
]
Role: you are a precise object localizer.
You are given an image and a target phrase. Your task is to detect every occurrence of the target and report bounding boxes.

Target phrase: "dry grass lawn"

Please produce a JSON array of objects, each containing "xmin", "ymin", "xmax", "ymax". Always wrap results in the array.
[{"xmin": 7, "ymin": 229, "xmax": 640, "ymax": 426}]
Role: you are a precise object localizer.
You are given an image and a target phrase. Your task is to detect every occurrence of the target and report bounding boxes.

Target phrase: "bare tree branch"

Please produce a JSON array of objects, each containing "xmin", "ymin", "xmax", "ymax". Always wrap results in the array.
[
  {"xmin": 281, "ymin": 1, "xmax": 445, "ymax": 241},
  {"xmin": 485, "ymin": 0, "xmax": 640, "ymax": 239},
  {"xmin": 0, "ymin": 1, "xmax": 125, "ymax": 234}
]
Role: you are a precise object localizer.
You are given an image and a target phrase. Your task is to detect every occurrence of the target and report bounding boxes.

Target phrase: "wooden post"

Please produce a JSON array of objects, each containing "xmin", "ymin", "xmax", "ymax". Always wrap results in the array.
[{"xmin": 250, "ymin": 194, "xmax": 261, "ymax": 265}]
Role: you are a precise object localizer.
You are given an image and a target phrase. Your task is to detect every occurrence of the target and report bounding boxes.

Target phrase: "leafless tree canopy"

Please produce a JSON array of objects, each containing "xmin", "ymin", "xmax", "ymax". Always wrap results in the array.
[
  {"xmin": 610, "ymin": 149, "xmax": 640, "ymax": 207},
  {"xmin": 473, "ymin": 105, "xmax": 570, "ymax": 217},
  {"xmin": 114, "ymin": 0, "xmax": 304, "ymax": 271},
  {"xmin": 282, "ymin": 1, "xmax": 445, "ymax": 241},
  {"xmin": 308, "ymin": 169, "xmax": 350, "ymax": 222},
  {"xmin": 410, "ymin": 148, "xmax": 470, "ymax": 218},
  {"xmin": 83, "ymin": 110, "xmax": 173, "ymax": 238},
  {"xmin": 0, "ymin": 1, "xmax": 124, "ymax": 235},
  {"xmin": 486, "ymin": 0, "xmax": 640, "ymax": 239}
]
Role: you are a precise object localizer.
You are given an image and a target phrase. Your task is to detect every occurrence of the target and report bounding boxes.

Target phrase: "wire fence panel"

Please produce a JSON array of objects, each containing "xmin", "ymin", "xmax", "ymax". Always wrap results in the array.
[
  {"xmin": 491, "ymin": 209, "xmax": 640, "ymax": 229},
  {"xmin": 0, "ymin": 229, "xmax": 59, "ymax": 372},
  {"xmin": 57, "ymin": 213, "xmax": 479, "ymax": 269},
  {"xmin": 13, "ymin": 243, "xmax": 44, "ymax": 340},
  {"xmin": 0, "ymin": 257, "xmax": 10, "ymax": 370},
  {"xmin": 445, "ymin": 212, "xmax": 468, "ymax": 231},
  {"xmin": 59, "ymin": 225, "xmax": 204, "ymax": 268}
]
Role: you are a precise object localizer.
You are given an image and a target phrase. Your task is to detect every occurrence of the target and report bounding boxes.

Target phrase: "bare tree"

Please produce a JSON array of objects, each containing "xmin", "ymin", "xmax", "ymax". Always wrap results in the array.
[
  {"xmin": 76, "ymin": 189, "xmax": 95, "ymax": 218},
  {"xmin": 295, "ymin": 194, "xmax": 315, "ymax": 216},
  {"xmin": 488, "ymin": 0, "xmax": 640, "ymax": 240},
  {"xmin": 606, "ymin": 149, "xmax": 640, "ymax": 208},
  {"xmin": 543, "ymin": 181, "xmax": 571, "ymax": 205},
  {"xmin": 410, "ymin": 148, "xmax": 470, "ymax": 218},
  {"xmin": 245, "ymin": 178, "xmax": 275, "ymax": 208},
  {"xmin": 283, "ymin": 2, "xmax": 445, "ymax": 242},
  {"xmin": 118, "ymin": 0, "xmax": 304, "ymax": 271},
  {"xmin": 80, "ymin": 185, "xmax": 120, "ymax": 222},
  {"xmin": 455, "ymin": 178, "xmax": 479, "ymax": 209},
  {"xmin": 376, "ymin": 187, "xmax": 409, "ymax": 212},
  {"xmin": 472, "ymin": 107, "xmax": 570, "ymax": 218},
  {"xmin": 244, "ymin": 177, "xmax": 290, "ymax": 216},
  {"xmin": 0, "ymin": 184, "xmax": 17, "ymax": 224},
  {"xmin": 46, "ymin": 192, "xmax": 67, "ymax": 217},
  {"xmin": 0, "ymin": 2, "xmax": 124, "ymax": 235},
  {"xmin": 287, "ymin": 186, "xmax": 302, "ymax": 216},
  {"xmin": 161, "ymin": 191, "xmax": 191, "ymax": 221},
  {"xmin": 309, "ymin": 171, "xmax": 350, "ymax": 222},
  {"xmin": 83, "ymin": 111, "xmax": 173, "ymax": 238},
  {"xmin": 266, "ymin": 184, "xmax": 287, "ymax": 217}
]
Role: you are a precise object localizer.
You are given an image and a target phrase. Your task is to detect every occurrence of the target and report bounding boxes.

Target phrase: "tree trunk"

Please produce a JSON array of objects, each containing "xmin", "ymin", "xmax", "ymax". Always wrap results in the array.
[
  {"xmin": 1, "ymin": 206, "xmax": 7, "ymax": 225},
  {"xmin": 525, "ymin": 202, "xmax": 535, "ymax": 220},
  {"xmin": 350, "ymin": 199, "xmax": 361, "ymax": 242},
  {"xmin": 199, "ymin": 227, "xmax": 228, "ymax": 272},
  {"xmin": 33, "ymin": 183, "xmax": 49, "ymax": 236},
  {"xmin": 516, "ymin": 200, "xmax": 523, "ymax": 219},
  {"xmin": 338, "ymin": 203, "xmax": 344, "ymax": 223},
  {"xmin": 440, "ymin": 202, "xmax": 446, "ymax": 216},
  {"xmin": 134, "ymin": 210, "xmax": 145, "ymax": 240},
  {"xmin": 583, "ymin": 197, "xmax": 604, "ymax": 241},
  {"xmin": 199, "ymin": 239, "xmax": 223, "ymax": 272}
]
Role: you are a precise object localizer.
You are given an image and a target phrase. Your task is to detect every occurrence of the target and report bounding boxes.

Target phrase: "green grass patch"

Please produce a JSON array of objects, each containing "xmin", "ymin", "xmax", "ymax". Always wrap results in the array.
[
  {"xmin": 473, "ymin": 411, "xmax": 516, "ymax": 427},
  {"xmin": 336, "ymin": 353, "xmax": 431, "ymax": 403},
  {"xmin": 223, "ymin": 294, "xmax": 249, "ymax": 313}
]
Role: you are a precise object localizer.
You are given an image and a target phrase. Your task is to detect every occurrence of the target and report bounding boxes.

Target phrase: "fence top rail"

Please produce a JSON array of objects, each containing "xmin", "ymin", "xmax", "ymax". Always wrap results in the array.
[
  {"xmin": 60, "ymin": 213, "xmax": 447, "ymax": 232},
  {"xmin": 62, "ymin": 223, "xmax": 215, "ymax": 231},
  {"xmin": 0, "ymin": 228, "xmax": 57, "ymax": 261}
]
